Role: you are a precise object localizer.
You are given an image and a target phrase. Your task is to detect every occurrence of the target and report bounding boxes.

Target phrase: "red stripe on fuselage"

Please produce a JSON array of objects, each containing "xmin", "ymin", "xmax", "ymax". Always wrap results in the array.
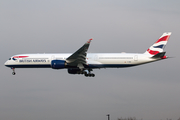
[{"xmin": 13, "ymin": 56, "xmax": 29, "ymax": 58}]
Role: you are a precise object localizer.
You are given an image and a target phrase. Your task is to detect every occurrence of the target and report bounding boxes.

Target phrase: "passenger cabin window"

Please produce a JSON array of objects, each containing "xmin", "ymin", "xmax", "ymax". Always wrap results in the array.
[{"xmin": 9, "ymin": 58, "xmax": 11, "ymax": 60}]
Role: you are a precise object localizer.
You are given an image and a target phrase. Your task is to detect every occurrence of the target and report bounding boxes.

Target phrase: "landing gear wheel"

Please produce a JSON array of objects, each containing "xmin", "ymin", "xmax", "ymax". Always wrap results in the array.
[
  {"xmin": 84, "ymin": 73, "xmax": 88, "ymax": 77},
  {"xmin": 89, "ymin": 74, "xmax": 92, "ymax": 77},
  {"xmin": 11, "ymin": 68, "xmax": 16, "ymax": 75},
  {"xmin": 92, "ymin": 74, "xmax": 95, "ymax": 77},
  {"xmin": 84, "ymin": 73, "xmax": 95, "ymax": 77},
  {"xmin": 83, "ymin": 69, "xmax": 95, "ymax": 77},
  {"xmin": 89, "ymin": 73, "xmax": 95, "ymax": 77},
  {"xmin": 12, "ymin": 72, "xmax": 16, "ymax": 75}
]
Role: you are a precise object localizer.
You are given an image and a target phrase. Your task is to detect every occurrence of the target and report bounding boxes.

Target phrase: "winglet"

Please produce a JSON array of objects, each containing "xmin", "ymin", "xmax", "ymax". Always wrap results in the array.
[{"xmin": 87, "ymin": 38, "xmax": 93, "ymax": 43}]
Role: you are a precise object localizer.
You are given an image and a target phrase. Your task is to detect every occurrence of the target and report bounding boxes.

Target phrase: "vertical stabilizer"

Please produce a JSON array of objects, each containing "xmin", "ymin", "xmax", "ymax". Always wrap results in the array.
[{"xmin": 144, "ymin": 32, "xmax": 171, "ymax": 56}]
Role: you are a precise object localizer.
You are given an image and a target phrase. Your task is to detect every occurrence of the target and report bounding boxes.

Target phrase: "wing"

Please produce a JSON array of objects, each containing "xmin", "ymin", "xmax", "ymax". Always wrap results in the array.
[{"xmin": 66, "ymin": 38, "xmax": 93, "ymax": 69}]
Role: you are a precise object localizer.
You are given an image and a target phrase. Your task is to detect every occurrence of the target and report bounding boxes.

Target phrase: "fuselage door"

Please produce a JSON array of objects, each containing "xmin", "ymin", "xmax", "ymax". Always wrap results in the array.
[
  {"xmin": 94, "ymin": 55, "xmax": 98, "ymax": 61},
  {"xmin": 134, "ymin": 55, "xmax": 138, "ymax": 61}
]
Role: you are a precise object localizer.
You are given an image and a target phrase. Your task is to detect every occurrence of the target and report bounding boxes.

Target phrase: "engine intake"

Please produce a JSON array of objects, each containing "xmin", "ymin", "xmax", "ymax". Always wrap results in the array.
[{"xmin": 51, "ymin": 60, "xmax": 66, "ymax": 69}]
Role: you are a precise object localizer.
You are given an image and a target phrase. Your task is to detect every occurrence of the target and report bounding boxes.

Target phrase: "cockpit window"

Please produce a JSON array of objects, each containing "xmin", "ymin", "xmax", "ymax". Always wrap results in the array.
[{"xmin": 9, "ymin": 58, "xmax": 11, "ymax": 60}]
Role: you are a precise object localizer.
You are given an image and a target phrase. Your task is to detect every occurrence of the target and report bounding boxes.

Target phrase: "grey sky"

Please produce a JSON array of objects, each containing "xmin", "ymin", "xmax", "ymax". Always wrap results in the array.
[{"xmin": 0, "ymin": 0, "xmax": 180, "ymax": 120}]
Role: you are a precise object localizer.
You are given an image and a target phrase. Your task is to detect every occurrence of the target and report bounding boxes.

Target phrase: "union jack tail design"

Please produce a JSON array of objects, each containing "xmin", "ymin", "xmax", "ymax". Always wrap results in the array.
[{"xmin": 144, "ymin": 32, "xmax": 171, "ymax": 56}]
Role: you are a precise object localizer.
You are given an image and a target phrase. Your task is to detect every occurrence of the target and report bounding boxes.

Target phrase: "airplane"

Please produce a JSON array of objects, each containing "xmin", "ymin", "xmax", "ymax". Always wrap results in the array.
[{"xmin": 4, "ymin": 32, "xmax": 171, "ymax": 77}]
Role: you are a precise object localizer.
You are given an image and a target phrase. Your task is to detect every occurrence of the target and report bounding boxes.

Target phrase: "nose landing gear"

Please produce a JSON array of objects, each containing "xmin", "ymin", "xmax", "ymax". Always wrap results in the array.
[{"xmin": 11, "ymin": 68, "xmax": 16, "ymax": 75}]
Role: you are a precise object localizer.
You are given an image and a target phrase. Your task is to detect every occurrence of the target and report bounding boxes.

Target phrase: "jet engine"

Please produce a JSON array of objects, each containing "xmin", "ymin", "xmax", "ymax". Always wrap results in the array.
[{"xmin": 51, "ymin": 60, "xmax": 66, "ymax": 69}]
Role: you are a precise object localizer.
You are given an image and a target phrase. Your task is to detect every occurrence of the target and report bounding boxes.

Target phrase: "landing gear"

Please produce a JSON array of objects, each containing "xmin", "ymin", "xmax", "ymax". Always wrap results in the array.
[
  {"xmin": 84, "ymin": 69, "xmax": 95, "ymax": 77},
  {"xmin": 84, "ymin": 73, "xmax": 95, "ymax": 77},
  {"xmin": 67, "ymin": 68, "xmax": 95, "ymax": 77},
  {"xmin": 11, "ymin": 68, "xmax": 16, "ymax": 75}
]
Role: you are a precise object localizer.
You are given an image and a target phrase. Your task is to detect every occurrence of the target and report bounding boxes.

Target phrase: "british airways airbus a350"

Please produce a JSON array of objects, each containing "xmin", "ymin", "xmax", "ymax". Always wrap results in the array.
[{"xmin": 5, "ymin": 32, "xmax": 171, "ymax": 77}]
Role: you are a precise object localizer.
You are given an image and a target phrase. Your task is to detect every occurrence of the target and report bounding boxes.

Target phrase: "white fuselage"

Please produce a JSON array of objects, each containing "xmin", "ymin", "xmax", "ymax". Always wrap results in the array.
[
  {"xmin": 4, "ymin": 32, "xmax": 171, "ymax": 76},
  {"xmin": 4, "ymin": 53, "xmax": 158, "ymax": 69}
]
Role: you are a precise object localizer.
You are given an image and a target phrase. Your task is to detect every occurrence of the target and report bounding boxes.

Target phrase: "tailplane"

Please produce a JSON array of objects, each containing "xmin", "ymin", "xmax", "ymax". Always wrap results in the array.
[{"xmin": 144, "ymin": 32, "xmax": 171, "ymax": 57}]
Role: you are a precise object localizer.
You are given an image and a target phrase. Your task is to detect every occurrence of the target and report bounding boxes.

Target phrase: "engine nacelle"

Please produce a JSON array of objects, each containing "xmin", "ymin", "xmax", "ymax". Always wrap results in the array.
[
  {"xmin": 51, "ymin": 60, "xmax": 66, "ymax": 69},
  {"xmin": 68, "ymin": 68, "xmax": 81, "ymax": 74}
]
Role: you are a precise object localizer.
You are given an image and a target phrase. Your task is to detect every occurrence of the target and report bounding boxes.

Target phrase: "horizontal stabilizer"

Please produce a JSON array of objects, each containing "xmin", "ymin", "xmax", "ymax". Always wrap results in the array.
[{"xmin": 152, "ymin": 52, "xmax": 166, "ymax": 58}]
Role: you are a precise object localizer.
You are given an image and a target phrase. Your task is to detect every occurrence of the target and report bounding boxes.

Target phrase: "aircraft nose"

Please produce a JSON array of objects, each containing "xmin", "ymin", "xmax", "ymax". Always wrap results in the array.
[{"xmin": 4, "ymin": 60, "xmax": 9, "ymax": 67}]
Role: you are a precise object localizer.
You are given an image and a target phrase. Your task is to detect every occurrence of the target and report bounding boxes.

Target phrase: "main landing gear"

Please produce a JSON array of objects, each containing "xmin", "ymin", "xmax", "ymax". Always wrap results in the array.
[
  {"xmin": 11, "ymin": 68, "xmax": 16, "ymax": 75},
  {"xmin": 84, "ymin": 72, "xmax": 95, "ymax": 77},
  {"xmin": 83, "ymin": 69, "xmax": 95, "ymax": 77}
]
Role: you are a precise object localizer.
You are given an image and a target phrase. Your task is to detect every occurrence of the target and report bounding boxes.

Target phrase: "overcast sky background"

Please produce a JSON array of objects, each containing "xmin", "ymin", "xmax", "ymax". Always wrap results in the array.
[{"xmin": 0, "ymin": 0, "xmax": 180, "ymax": 120}]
